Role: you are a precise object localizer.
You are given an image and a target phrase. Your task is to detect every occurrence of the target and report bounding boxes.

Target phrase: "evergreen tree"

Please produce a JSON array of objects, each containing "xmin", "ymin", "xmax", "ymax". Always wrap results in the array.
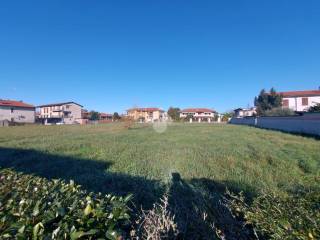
[
  {"xmin": 255, "ymin": 88, "xmax": 282, "ymax": 115},
  {"xmin": 168, "ymin": 107, "xmax": 181, "ymax": 121}
]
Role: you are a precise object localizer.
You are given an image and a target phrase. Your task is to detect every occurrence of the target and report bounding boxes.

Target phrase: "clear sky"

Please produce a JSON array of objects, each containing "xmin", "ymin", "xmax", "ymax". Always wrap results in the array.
[{"xmin": 0, "ymin": 0, "xmax": 319, "ymax": 113}]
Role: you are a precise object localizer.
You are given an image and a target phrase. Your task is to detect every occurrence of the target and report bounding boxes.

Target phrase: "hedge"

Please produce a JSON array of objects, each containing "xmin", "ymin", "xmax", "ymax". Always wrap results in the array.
[{"xmin": 0, "ymin": 169, "xmax": 132, "ymax": 239}]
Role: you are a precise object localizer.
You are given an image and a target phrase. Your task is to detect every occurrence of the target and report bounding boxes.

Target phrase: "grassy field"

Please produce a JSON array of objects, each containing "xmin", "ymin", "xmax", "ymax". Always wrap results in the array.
[{"xmin": 0, "ymin": 123, "xmax": 319, "ymax": 238}]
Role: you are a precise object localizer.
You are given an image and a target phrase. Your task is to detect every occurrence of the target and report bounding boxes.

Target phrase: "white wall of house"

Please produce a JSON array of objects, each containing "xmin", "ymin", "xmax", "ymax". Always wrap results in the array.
[
  {"xmin": 0, "ymin": 106, "xmax": 35, "ymax": 123},
  {"xmin": 180, "ymin": 112, "xmax": 215, "ymax": 118},
  {"xmin": 283, "ymin": 96, "xmax": 320, "ymax": 112},
  {"xmin": 234, "ymin": 108, "xmax": 256, "ymax": 118}
]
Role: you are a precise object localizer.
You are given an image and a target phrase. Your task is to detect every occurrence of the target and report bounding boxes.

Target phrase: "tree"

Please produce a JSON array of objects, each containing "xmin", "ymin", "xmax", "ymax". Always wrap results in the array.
[
  {"xmin": 222, "ymin": 111, "xmax": 234, "ymax": 122},
  {"xmin": 167, "ymin": 107, "xmax": 181, "ymax": 121},
  {"xmin": 113, "ymin": 112, "xmax": 121, "ymax": 121},
  {"xmin": 308, "ymin": 103, "xmax": 320, "ymax": 112},
  {"xmin": 89, "ymin": 111, "xmax": 100, "ymax": 121},
  {"xmin": 254, "ymin": 88, "xmax": 282, "ymax": 116}
]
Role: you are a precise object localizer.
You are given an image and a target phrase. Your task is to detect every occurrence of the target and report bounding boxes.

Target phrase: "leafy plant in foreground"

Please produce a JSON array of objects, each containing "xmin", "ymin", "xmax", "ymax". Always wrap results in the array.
[
  {"xmin": 227, "ymin": 178, "xmax": 320, "ymax": 240},
  {"xmin": 0, "ymin": 169, "xmax": 132, "ymax": 239}
]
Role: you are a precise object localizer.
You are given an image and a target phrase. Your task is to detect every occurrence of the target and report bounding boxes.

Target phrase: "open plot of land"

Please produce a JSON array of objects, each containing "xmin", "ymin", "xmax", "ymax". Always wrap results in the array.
[{"xmin": 0, "ymin": 123, "xmax": 319, "ymax": 238}]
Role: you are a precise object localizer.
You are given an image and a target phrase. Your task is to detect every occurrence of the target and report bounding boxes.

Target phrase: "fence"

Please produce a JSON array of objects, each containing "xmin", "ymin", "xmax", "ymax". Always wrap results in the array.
[{"xmin": 229, "ymin": 113, "xmax": 320, "ymax": 136}]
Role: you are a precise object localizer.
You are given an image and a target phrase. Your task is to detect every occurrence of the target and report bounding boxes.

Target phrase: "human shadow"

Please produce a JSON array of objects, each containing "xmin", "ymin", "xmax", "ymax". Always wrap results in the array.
[
  {"xmin": 167, "ymin": 173, "xmax": 257, "ymax": 240},
  {"xmin": 0, "ymin": 147, "xmax": 164, "ymax": 210},
  {"xmin": 0, "ymin": 147, "xmax": 259, "ymax": 239}
]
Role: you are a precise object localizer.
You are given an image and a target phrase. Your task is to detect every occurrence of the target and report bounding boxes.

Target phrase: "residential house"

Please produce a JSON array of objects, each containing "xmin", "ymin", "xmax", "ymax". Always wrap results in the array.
[
  {"xmin": 180, "ymin": 108, "xmax": 216, "ymax": 122},
  {"xmin": 78, "ymin": 109, "xmax": 90, "ymax": 125},
  {"xmin": 127, "ymin": 108, "xmax": 165, "ymax": 122},
  {"xmin": 38, "ymin": 102, "xmax": 83, "ymax": 125},
  {"xmin": 234, "ymin": 107, "xmax": 257, "ymax": 118},
  {"xmin": 280, "ymin": 89, "xmax": 320, "ymax": 112},
  {"xmin": 0, "ymin": 100, "xmax": 35, "ymax": 123},
  {"xmin": 100, "ymin": 113, "xmax": 113, "ymax": 121},
  {"xmin": 81, "ymin": 109, "xmax": 90, "ymax": 120}
]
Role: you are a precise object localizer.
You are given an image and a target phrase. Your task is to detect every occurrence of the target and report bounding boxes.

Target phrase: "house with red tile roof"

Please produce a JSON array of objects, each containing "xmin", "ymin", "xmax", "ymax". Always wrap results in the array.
[
  {"xmin": 0, "ymin": 100, "xmax": 35, "ymax": 123},
  {"xmin": 127, "ymin": 107, "xmax": 166, "ymax": 122},
  {"xmin": 180, "ymin": 108, "xmax": 216, "ymax": 123},
  {"xmin": 280, "ymin": 89, "xmax": 320, "ymax": 112},
  {"xmin": 99, "ymin": 113, "xmax": 113, "ymax": 120}
]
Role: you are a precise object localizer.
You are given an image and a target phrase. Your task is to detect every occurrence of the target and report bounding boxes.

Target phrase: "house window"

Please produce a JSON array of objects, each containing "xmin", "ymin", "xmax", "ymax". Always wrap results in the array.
[
  {"xmin": 282, "ymin": 99, "xmax": 289, "ymax": 107},
  {"xmin": 302, "ymin": 97, "xmax": 308, "ymax": 106}
]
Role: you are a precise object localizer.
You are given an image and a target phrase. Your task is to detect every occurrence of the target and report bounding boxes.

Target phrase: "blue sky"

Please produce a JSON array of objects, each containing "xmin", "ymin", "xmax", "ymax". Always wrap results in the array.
[{"xmin": 0, "ymin": 0, "xmax": 319, "ymax": 113}]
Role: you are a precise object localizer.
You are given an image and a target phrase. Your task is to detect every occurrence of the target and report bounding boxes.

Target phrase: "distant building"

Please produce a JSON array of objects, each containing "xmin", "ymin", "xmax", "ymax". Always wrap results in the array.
[
  {"xmin": 180, "ymin": 108, "xmax": 216, "ymax": 123},
  {"xmin": 38, "ymin": 102, "xmax": 83, "ymax": 125},
  {"xmin": 81, "ymin": 109, "xmax": 90, "ymax": 119},
  {"xmin": 234, "ymin": 107, "xmax": 257, "ymax": 118},
  {"xmin": 99, "ymin": 113, "xmax": 113, "ymax": 121},
  {"xmin": 280, "ymin": 90, "xmax": 320, "ymax": 112},
  {"xmin": 127, "ymin": 108, "xmax": 165, "ymax": 122},
  {"xmin": 0, "ymin": 100, "xmax": 35, "ymax": 123}
]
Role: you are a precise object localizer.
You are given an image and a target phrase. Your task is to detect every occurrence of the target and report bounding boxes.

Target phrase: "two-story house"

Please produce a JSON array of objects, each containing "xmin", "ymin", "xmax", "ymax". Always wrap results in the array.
[
  {"xmin": 38, "ymin": 102, "xmax": 83, "ymax": 125},
  {"xmin": 180, "ymin": 108, "xmax": 216, "ymax": 122},
  {"xmin": 280, "ymin": 90, "xmax": 320, "ymax": 112},
  {"xmin": 127, "ymin": 108, "xmax": 165, "ymax": 122},
  {"xmin": 0, "ymin": 100, "xmax": 35, "ymax": 123},
  {"xmin": 99, "ymin": 113, "xmax": 113, "ymax": 121},
  {"xmin": 234, "ymin": 107, "xmax": 257, "ymax": 118}
]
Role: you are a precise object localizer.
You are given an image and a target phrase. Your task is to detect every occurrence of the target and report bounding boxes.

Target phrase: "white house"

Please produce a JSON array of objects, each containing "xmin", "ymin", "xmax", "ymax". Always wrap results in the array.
[
  {"xmin": 38, "ymin": 102, "xmax": 83, "ymax": 125},
  {"xmin": 234, "ymin": 107, "xmax": 257, "ymax": 118},
  {"xmin": 280, "ymin": 90, "xmax": 320, "ymax": 112},
  {"xmin": 180, "ymin": 108, "xmax": 216, "ymax": 123},
  {"xmin": 0, "ymin": 100, "xmax": 35, "ymax": 123}
]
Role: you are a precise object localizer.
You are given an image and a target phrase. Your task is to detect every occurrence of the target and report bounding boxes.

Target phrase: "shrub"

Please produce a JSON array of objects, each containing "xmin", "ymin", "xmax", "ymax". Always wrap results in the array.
[
  {"xmin": 263, "ymin": 107, "xmax": 296, "ymax": 116},
  {"xmin": 227, "ymin": 178, "xmax": 320, "ymax": 239},
  {"xmin": 0, "ymin": 169, "xmax": 132, "ymax": 239},
  {"xmin": 308, "ymin": 103, "xmax": 320, "ymax": 113}
]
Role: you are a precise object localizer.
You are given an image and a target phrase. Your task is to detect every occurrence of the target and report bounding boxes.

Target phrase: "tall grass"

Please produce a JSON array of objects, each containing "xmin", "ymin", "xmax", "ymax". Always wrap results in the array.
[{"xmin": 0, "ymin": 123, "xmax": 319, "ymax": 238}]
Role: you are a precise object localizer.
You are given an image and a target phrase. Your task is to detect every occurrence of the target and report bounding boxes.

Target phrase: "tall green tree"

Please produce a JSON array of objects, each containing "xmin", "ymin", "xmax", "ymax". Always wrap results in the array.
[
  {"xmin": 254, "ymin": 88, "xmax": 282, "ymax": 116},
  {"xmin": 222, "ymin": 111, "xmax": 234, "ymax": 122},
  {"xmin": 113, "ymin": 112, "xmax": 121, "ymax": 120},
  {"xmin": 167, "ymin": 107, "xmax": 181, "ymax": 121},
  {"xmin": 89, "ymin": 111, "xmax": 100, "ymax": 121}
]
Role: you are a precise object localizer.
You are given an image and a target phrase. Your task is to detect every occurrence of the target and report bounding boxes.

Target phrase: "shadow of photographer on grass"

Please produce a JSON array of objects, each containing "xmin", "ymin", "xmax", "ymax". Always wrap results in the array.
[{"xmin": 0, "ymin": 147, "xmax": 257, "ymax": 239}]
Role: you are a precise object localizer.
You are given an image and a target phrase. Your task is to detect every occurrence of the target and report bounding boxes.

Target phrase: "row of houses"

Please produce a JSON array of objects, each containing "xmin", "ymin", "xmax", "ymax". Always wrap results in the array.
[
  {"xmin": 126, "ymin": 107, "xmax": 216, "ymax": 123},
  {"xmin": 0, "ymin": 101, "xmax": 84, "ymax": 125},
  {"xmin": 0, "ymin": 100, "xmax": 217, "ymax": 125},
  {"xmin": 234, "ymin": 89, "xmax": 320, "ymax": 118},
  {"xmin": 2, "ymin": 88, "xmax": 319, "ymax": 124}
]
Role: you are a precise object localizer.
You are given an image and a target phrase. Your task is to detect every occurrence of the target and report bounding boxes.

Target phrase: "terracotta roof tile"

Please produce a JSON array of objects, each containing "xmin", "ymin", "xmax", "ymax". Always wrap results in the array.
[
  {"xmin": 100, "ymin": 113, "xmax": 113, "ymax": 117},
  {"xmin": 127, "ymin": 107, "xmax": 163, "ymax": 112},
  {"xmin": 280, "ymin": 90, "xmax": 320, "ymax": 97},
  {"xmin": 0, "ymin": 100, "xmax": 35, "ymax": 108},
  {"xmin": 181, "ymin": 108, "xmax": 215, "ymax": 113}
]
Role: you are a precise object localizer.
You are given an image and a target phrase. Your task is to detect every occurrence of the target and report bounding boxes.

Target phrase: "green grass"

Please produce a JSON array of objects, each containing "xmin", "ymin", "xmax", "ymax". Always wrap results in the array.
[{"xmin": 0, "ymin": 123, "xmax": 319, "ymax": 238}]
